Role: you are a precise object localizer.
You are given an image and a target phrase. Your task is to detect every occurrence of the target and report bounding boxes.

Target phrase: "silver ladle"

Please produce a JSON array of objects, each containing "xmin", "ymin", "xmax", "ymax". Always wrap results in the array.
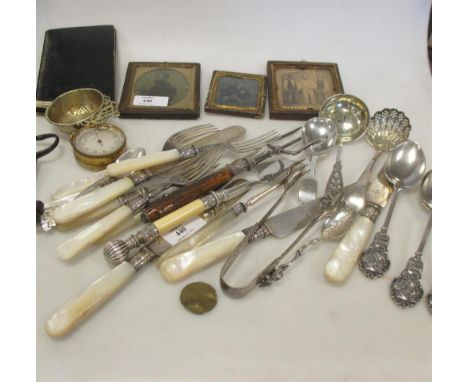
[
  {"xmin": 390, "ymin": 170, "xmax": 432, "ymax": 309},
  {"xmin": 318, "ymin": 94, "xmax": 370, "ymax": 207},
  {"xmin": 298, "ymin": 117, "xmax": 337, "ymax": 203},
  {"xmin": 359, "ymin": 141, "xmax": 426, "ymax": 279}
]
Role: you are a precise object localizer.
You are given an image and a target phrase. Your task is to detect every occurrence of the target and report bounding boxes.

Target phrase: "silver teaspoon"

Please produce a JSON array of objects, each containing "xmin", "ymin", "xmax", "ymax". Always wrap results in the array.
[
  {"xmin": 359, "ymin": 141, "xmax": 426, "ymax": 278},
  {"xmin": 390, "ymin": 170, "xmax": 432, "ymax": 309}
]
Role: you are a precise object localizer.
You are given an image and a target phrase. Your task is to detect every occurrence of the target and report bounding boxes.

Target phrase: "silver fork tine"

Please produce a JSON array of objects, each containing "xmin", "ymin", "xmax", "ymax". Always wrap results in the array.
[
  {"xmin": 168, "ymin": 124, "xmax": 215, "ymax": 141},
  {"xmin": 231, "ymin": 130, "xmax": 280, "ymax": 152},
  {"xmin": 170, "ymin": 125, "xmax": 217, "ymax": 143},
  {"xmin": 181, "ymin": 151, "xmax": 222, "ymax": 181},
  {"xmin": 235, "ymin": 131, "xmax": 279, "ymax": 149},
  {"xmin": 164, "ymin": 124, "xmax": 218, "ymax": 150},
  {"xmin": 174, "ymin": 128, "xmax": 219, "ymax": 147},
  {"xmin": 166, "ymin": 151, "xmax": 222, "ymax": 181}
]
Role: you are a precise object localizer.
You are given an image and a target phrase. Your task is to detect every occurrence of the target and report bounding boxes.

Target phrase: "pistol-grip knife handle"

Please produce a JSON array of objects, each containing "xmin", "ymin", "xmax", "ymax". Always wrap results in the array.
[
  {"xmin": 46, "ymin": 262, "xmax": 136, "ymax": 337},
  {"xmin": 57, "ymin": 205, "xmax": 134, "ymax": 260},
  {"xmin": 142, "ymin": 167, "xmax": 234, "ymax": 222},
  {"xmin": 106, "ymin": 149, "xmax": 181, "ymax": 177},
  {"xmin": 52, "ymin": 177, "xmax": 135, "ymax": 225}
]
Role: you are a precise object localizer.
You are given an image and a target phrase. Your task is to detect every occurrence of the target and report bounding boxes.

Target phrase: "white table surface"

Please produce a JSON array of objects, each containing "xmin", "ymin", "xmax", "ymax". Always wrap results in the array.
[{"xmin": 36, "ymin": 1, "xmax": 432, "ymax": 381}]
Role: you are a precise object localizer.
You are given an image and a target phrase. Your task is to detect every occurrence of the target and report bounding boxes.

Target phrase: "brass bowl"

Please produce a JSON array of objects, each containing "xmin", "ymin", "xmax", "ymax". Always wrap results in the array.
[{"xmin": 37, "ymin": 88, "xmax": 118, "ymax": 134}]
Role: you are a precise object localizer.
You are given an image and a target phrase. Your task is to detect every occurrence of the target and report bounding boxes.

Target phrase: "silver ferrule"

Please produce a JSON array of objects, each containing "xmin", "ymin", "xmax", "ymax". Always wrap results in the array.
[
  {"xmin": 178, "ymin": 145, "xmax": 199, "ymax": 160},
  {"xmin": 228, "ymin": 158, "xmax": 254, "ymax": 175},
  {"xmin": 201, "ymin": 193, "xmax": 218, "ymax": 210},
  {"xmin": 126, "ymin": 193, "xmax": 151, "ymax": 212},
  {"xmin": 360, "ymin": 204, "xmax": 381, "ymax": 222},
  {"xmin": 245, "ymin": 225, "xmax": 270, "ymax": 243},
  {"xmin": 128, "ymin": 170, "xmax": 152, "ymax": 185},
  {"xmin": 232, "ymin": 202, "xmax": 247, "ymax": 216},
  {"xmin": 118, "ymin": 186, "xmax": 149, "ymax": 206},
  {"xmin": 133, "ymin": 224, "xmax": 159, "ymax": 246},
  {"xmin": 128, "ymin": 247, "xmax": 155, "ymax": 271}
]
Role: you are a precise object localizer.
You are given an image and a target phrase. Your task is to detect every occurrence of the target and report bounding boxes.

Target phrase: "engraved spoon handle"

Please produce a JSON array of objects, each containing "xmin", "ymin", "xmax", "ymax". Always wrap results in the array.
[
  {"xmin": 381, "ymin": 187, "xmax": 401, "ymax": 230},
  {"xmin": 416, "ymin": 213, "xmax": 432, "ymax": 255}
]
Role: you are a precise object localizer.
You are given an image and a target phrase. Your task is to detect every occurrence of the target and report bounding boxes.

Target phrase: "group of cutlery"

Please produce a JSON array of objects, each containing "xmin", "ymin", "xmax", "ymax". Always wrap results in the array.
[{"xmin": 38, "ymin": 94, "xmax": 432, "ymax": 337}]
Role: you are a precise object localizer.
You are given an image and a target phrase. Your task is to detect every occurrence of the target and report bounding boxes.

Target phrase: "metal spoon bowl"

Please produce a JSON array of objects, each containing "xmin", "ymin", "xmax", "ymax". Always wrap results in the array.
[
  {"xmin": 321, "ymin": 206, "xmax": 356, "ymax": 240},
  {"xmin": 298, "ymin": 117, "xmax": 337, "ymax": 203},
  {"xmin": 384, "ymin": 141, "xmax": 426, "ymax": 189},
  {"xmin": 302, "ymin": 117, "xmax": 337, "ymax": 157},
  {"xmin": 320, "ymin": 94, "xmax": 370, "ymax": 145},
  {"xmin": 358, "ymin": 140, "xmax": 426, "ymax": 279},
  {"xmin": 420, "ymin": 170, "xmax": 432, "ymax": 210}
]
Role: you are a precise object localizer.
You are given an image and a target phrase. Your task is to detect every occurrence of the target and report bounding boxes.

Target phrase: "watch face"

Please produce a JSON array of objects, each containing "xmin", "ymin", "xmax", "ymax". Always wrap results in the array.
[
  {"xmin": 320, "ymin": 94, "xmax": 369, "ymax": 144},
  {"xmin": 73, "ymin": 124, "xmax": 126, "ymax": 157}
]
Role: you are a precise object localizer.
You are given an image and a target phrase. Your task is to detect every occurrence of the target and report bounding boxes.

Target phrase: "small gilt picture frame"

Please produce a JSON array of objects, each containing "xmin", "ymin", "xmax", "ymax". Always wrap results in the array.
[
  {"xmin": 118, "ymin": 62, "xmax": 200, "ymax": 119},
  {"xmin": 267, "ymin": 61, "xmax": 344, "ymax": 120},
  {"xmin": 204, "ymin": 71, "xmax": 267, "ymax": 118}
]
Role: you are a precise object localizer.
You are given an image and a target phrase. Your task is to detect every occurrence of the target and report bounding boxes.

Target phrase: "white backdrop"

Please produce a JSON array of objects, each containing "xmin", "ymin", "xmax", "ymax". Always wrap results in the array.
[{"xmin": 36, "ymin": 1, "xmax": 432, "ymax": 381}]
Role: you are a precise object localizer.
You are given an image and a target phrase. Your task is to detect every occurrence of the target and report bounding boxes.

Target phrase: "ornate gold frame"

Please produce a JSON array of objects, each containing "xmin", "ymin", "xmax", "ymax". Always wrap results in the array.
[
  {"xmin": 204, "ymin": 71, "xmax": 267, "ymax": 118},
  {"xmin": 118, "ymin": 62, "xmax": 200, "ymax": 119},
  {"xmin": 267, "ymin": 61, "xmax": 344, "ymax": 120}
]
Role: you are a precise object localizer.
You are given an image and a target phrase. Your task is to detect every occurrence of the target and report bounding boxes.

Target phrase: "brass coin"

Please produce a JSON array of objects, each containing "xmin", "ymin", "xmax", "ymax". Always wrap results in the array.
[{"xmin": 180, "ymin": 282, "xmax": 217, "ymax": 315}]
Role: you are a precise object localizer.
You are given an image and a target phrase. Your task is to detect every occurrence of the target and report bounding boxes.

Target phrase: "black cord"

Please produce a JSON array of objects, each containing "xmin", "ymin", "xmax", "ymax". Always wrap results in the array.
[{"xmin": 36, "ymin": 133, "xmax": 59, "ymax": 160}]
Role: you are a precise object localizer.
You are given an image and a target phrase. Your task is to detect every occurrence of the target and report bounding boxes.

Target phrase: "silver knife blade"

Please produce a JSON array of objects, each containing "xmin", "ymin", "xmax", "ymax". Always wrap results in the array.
[{"xmin": 262, "ymin": 198, "xmax": 324, "ymax": 238}]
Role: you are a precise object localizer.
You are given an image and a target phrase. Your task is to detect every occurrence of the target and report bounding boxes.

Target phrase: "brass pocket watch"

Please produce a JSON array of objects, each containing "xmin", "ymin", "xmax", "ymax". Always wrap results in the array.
[{"xmin": 69, "ymin": 123, "xmax": 127, "ymax": 170}]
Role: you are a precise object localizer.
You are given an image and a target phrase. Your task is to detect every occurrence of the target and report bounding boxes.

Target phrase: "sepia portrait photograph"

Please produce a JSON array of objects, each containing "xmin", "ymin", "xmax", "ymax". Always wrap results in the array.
[
  {"xmin": 205, "ymin": 71, "xmax": 267, "ymax": 118},
  {"xmin": 118, "ymin": 62, "xmax": 200, "ymax": 119},
  {"xmin": 267, "ymin": 61, "xmax": 344, "ymax": 120}
]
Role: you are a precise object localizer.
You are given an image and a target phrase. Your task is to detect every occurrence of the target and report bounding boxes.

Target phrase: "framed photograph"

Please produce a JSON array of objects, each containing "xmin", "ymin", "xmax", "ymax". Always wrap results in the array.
[
  {"xmin": 267, "ymin": 61, "xmax": 344, "ymax": 120},
  {"xmin": 118, "ymin": 62, "xmax": 200, "ymax": 119},
  {"xmin": 204, "ymin": 71, "xmax": 267, "ymax": 118}
]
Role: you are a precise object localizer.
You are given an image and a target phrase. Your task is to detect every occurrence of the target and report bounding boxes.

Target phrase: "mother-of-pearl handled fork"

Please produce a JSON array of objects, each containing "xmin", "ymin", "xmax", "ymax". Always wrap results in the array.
[
  {"xmin": 56, "ymin": 152, "xmax": 222, "ymax": 260},
  {"xmin": 50, "ymin": 126, "xmax": 247, "ymax": 225}
]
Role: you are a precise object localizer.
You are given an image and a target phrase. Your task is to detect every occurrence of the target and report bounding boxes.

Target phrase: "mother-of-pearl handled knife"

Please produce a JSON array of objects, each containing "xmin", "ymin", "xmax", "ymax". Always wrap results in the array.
[
  {"xmin": 159, "ymin": 192, "xmax": 324, "ymax": 282},
  {"xmin": 160, "ymin": 231, "xmax": 246, "ymax": 282},
  {"xmin": 51, "ymin": 176, "xmax": 140, "ymax": 225},
  {"xmin": 105, "ymin": 126, "xmax": 245, "ymax": 177},
  {"xmin": 324, "ymin": 174, "xmax": 393, "ymax": 283},
  {"xmin": 50, "ymin": 126, "xmax": 246, "ymax": 225},
  {"xmin": 45, "ymin": 261, "xmax": 137, "ymax": 337},
  {"xmin": 46, "ymin": 207, "xmax": 228, "ymax": 337}
]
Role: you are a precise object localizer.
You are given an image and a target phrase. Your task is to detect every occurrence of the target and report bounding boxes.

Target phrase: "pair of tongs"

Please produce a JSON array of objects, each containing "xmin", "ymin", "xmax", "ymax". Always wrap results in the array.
[{"xmin": 219, "ymin": 161, "xmax": 344, "ymax": 298}]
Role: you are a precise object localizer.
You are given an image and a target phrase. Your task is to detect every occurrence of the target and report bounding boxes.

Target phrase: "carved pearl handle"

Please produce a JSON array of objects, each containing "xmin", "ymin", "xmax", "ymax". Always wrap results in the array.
[
  {"xmin": 106, "ymin": 149, "xmax": 181, "ymax": 177},
  {"xmin": 159, "ymin": 231, "xmax": 246, "ymax": 282},
  {"xmin": 325, "ymin": 215, "xmax": 375, "ymax": 283},
  {"xmin": 45, "ymin": 262, "xmax": 136, "ymax": 337},
  {"xmin": 57, "ymin": 206, "xmax": 134, "ymax": 260},
  {"xmin": 52, "ymin": 177, "xmax": 135, "ymax": 224},
  {"xmin": 57, "ymin": 199, "xmax": 121, "ymax": 231}
]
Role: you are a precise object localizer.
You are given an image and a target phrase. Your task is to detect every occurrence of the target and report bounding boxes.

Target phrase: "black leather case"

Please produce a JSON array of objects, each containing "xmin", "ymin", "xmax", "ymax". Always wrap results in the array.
[{"xmin": 36, "ymin": 25, "xmax": 116, "ymax": 113}]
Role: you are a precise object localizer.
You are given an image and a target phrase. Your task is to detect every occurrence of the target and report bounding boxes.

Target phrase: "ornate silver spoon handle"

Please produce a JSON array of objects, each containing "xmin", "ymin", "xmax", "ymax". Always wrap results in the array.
[
  {"xmin": 390, "ymin": 214, "xmax": 431, "ymax": 308},
  {"xmin": 358, "ymin": 188, "xmax": 401, "ymax": 278},
  {"xmin": 426, "ymin": 289, "xmax": 432, "ymax": 314}
]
